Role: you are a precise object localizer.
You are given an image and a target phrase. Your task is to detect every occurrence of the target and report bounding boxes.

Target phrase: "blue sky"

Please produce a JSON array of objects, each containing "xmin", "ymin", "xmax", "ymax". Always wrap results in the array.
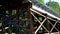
[{"xmin": 44, "ymin": 0, "xmax": 60, "ymax": 4}]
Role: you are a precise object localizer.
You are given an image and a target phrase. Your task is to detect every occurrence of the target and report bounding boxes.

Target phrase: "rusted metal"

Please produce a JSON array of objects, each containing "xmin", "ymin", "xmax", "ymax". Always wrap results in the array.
[
  {"xmin": 28, "ymin": 2, "xmax": 35, "ymax": 34},
  {"xmin": 29, "ymin": 11, "xmax": 35, "ymax": 34},
  {"xmin": 9, "ymin": 25, "xmax": 12, "ymax": 34}
]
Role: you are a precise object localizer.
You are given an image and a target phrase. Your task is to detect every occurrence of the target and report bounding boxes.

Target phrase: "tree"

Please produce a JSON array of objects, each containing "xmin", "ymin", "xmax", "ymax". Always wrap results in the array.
[
  {"xmin": 46, "ymin": 1, "xmax": 60, "ymax": 14},
  {"xmin": 38, "ymin": 0, "xmax": 44, "ymax": 3}
]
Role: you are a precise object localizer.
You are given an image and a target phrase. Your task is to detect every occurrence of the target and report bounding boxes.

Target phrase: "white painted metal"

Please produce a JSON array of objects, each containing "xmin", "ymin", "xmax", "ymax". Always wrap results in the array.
[
  {"xmin": 47, "ymin": 20, "xmax": 59, "ymax": 32},
  {"xmin": 31, "ymin": 12, "xmax": 49, "ymax": 32},
  {"xmin": 30, "ymin": 2, "xmax": 60, "ymax": 34},
  {"xmin": 32, "ymin": 5, "xmax": 60, "ymax": 20},
  {"xmin": 31, "ymin": 12, "xmax": 49, "ymax": 34},
  {"xmin": 35, "ymin": 18, "xmax": 46, "ymax": 34},
  {"xmin": 30, "ymin": 8, "xmax": 59, "ymax": 22},
  {"xmin": 50, "ymin": 21, "xmax": 58, "ymax": 32},
  {"xmin": 30, "ymin": 7, "xmax": 60, "ymax": 34}
]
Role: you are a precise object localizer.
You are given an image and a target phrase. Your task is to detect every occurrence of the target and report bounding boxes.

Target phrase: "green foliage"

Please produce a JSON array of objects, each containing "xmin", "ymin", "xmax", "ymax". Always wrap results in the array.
[
  {"xmin": 12, "ymin": 10, "xmax": 16, "ymax": 15},
  {"xmin": 20, "ymin": 29, "xmax": 24, "ymax": 34},
  {"xmin": 34, "ymin": 17, "xmax": 43, "ymax": 22},
  {"xmin": 38, "ymin": 0, "xmax": 44, "ymax": 3},
  {"xmin": 39, "ymin": 17, "xmax": 42, "ymax": 21},
  {"xmin": 46, "ymin": 1, "xmax": 60, "ymax": 14}
]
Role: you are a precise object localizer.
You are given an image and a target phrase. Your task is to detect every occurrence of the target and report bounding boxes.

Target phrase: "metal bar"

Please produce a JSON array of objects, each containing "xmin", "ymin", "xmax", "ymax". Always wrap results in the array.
[
  {"xmin": 29, "ymin": 10, "xmax": 35, "ymax": 34},
  {"xmin": 31, "ymin": 12, "xmax": 48, "ymax": 34},
  {"xmin": 30, "ymin": 8, "xmax": 57, "ymax": 21},
  {"xmin": 15, "ymin": 9, "xmax": 20, "ymax": 34},
  {"xmin": 35, "ymin": 18, "xmax": 46, "ymax": 34},
  {"xmin": 50, "ymin": 21, "xmax": 58, "ymax": 32},
  {"xmin": 30, "ymin": 8, "xmax": 46, "ymax": 17},
  {"xmin": 31, "ymin": 12, "xmax": 49, "ymax": 33},
  {"xmin": 30, "ymin": 8, "xmax": 59, "ymax": 22},
  {"xmin": 47, "ymin": 20, "xmax": 50, "ymax": 32},
  {"xmin": 9, "ymin": 26, "xmax": 12, "ymax": 34},
  {"xmin": 30, "ymin": 8, "xmax": 60, "ymax": 32},
  {"xmin": 47, "ymin": 20, "xmax": 59, "ymax": 32}
]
